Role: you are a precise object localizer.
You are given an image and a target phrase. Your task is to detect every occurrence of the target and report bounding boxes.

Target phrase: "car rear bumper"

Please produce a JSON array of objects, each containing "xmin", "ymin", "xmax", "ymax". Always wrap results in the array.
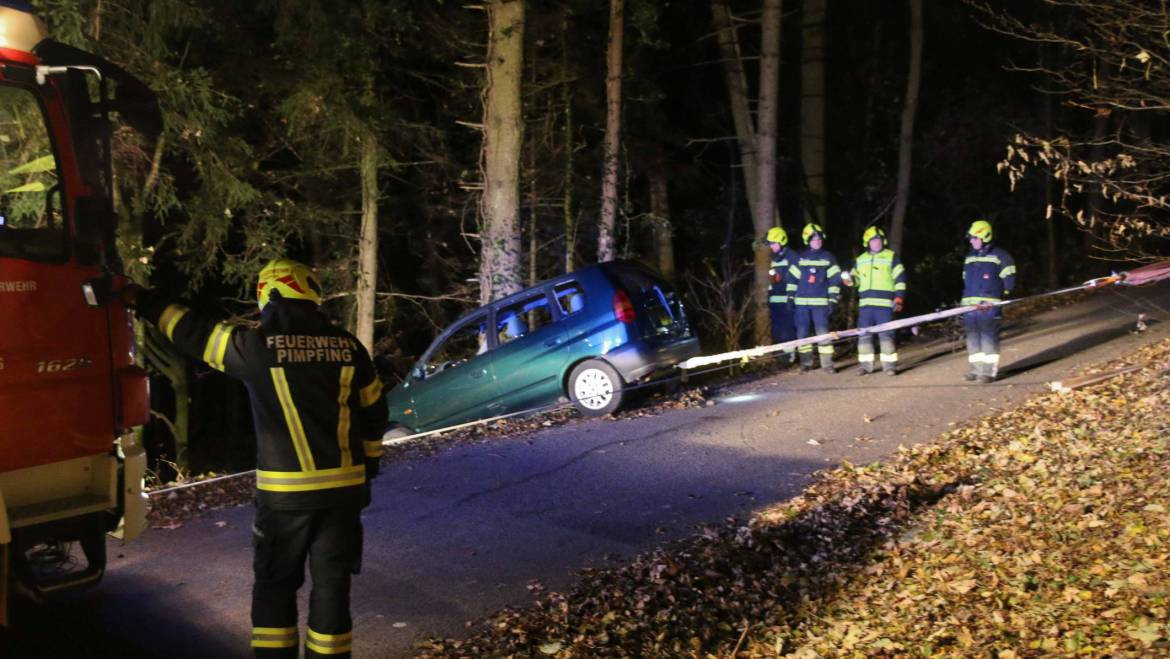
[{"xmin": 606, "ymin": 336, "xmax": 701, "ymax": 383}]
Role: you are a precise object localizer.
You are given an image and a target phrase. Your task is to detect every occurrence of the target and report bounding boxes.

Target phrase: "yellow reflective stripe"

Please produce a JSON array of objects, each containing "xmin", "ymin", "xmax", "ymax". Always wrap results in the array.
[
  {"xmin": 159, "ymin": 304, "xmax": 189, "ymax": 341},
  {"xmin": 800, "ymin": 259, "xmax": 831, "ymax": 266},
  {"xmin": 337, "ymin": 366, "xmax": 354, "ymax": 468},
  {"xmin": 1000, "ymin": 265, "xmax": 1016, "ymax": 278},
  {"xmin": 794, "ymin": 297, "xmax": 831, "ymax": 305},
  {"xmin": 880, "ymin": 353, "xmax": 899, "ymax": 362},
  {"xmin": 961, "ymin": 296, "xmax": 1001, "ymax": 304},
  {"xmin": 859, "ymin": 298, "xmax": 894, "ymax": 308},
  {"xmin": 817, "ymin": 345, "xmax": 834, "ymax": 354},
  {"xmin": 968, "ymin": 353, "xmax": 985, "ymax": 364},
  {"xmin": 894, "ymin": 283, "xmax": 907, "ymax": 291},
  {"xmin": 858, "ymin": 352, "xmax": 876, "ymax": 363},
  {"xmin": 965, "ymin": 255, "xmax": 1001, "ymax": 264},
  {"xmin": 270, "ymin": 368, "xmax": 316, "ymax": 471},
  {"xmin": 827, "ymin": 265, "xmax": 841, "ymax": 277},
  {"xmin": 891, "ymin": 264, "xmax": 905, "ymax": 278},
  {"xmin": 251, "ymin": 627, "xmax": 298, "ymax": 649},
  {"xmin": 787, "ymin": 265, "xmax": 801, "ymax": 278},
  {"xmin": 307, "ymin": 629, "xmax": 353, "ymax": 654},
  {"xmin": 201, "ymin": 323, "xmax": 234, "ymax": 372},
  {"xmin": 359, "ymin": 378, "xmax": 384, "ymax": 407},
  {"xmin": 768, "ymin": 295, "xmax": 787, "ymax": 303},
  {"xmin": 364, "ymin": 439, "xmax": 383, "ymax": 458},
  {"xmin": 256, "ymin": 465, "xmax": 366, "ymax": 492}
]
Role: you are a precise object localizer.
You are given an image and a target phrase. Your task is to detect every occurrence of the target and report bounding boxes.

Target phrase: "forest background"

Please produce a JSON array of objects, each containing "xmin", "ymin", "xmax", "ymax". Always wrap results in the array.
[{"xmin": 31, "ymin": 0, "xmax": 1170, "ymax": 476}]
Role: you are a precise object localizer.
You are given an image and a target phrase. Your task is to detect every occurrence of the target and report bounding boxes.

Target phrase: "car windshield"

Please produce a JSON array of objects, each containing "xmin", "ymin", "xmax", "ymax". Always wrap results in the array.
[{"xmin": 0, "ymin": 84, "xmax": 62, "ymax": 261}]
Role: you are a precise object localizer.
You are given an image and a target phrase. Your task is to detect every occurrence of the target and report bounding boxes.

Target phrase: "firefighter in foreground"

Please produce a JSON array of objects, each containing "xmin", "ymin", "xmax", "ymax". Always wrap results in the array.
[
  {"xmin": 765, "ymin": 226, "xmax": 797, "ymax": 362},
  {"xmin": 122, "ymin": 259, "xmax": 387, "ymax": 659},
  {"xmin": 842, "ymin": 226, "xmax": 907, "ymax": 376},
  {"xmin": 785, "ymin": 223, "xmax": 842, "ymax": 372},
  {"xmin": 961, "ymin": 220, "xmax": 1016, "ymax": 383}
]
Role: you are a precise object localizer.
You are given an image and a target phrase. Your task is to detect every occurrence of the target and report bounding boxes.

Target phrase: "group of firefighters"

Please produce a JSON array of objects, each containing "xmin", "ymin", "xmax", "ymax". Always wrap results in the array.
[{"xmin": 765, "ymin": 219, "xmax": 1015, "ymax": 384}]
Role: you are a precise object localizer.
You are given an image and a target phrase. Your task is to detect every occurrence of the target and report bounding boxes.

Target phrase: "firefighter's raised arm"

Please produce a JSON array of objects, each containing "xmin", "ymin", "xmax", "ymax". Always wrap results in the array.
[{"xmin": 120, "ymin": 283, "xmax": 246, "ymax": 376}]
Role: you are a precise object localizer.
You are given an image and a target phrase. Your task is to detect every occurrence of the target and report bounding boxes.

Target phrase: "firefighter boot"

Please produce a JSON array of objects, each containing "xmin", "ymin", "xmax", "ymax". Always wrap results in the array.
[
  {"xmin": 799, "ymin": 352, "xmax": 815, "ymax": 372},
  {"xmin": 820, "ymin": 353, "xmax": 835, "ymax": 374}
]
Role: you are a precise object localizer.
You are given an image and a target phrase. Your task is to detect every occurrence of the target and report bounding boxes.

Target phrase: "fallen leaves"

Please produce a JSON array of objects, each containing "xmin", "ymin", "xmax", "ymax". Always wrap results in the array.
[{"xmin": 416, "ymin": 338, "xmax": 1170, "ymax": 657}]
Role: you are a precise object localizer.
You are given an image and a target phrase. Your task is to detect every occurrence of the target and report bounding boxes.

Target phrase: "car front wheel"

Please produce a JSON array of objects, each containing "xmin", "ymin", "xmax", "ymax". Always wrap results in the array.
[{"xmin": 568, "ymin": 359, "xmax": 623, "ymax": 416}]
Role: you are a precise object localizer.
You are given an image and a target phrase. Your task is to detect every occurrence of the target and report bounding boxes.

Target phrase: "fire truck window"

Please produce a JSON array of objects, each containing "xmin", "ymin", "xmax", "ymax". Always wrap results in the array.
[{"xmin": 0, "ymin": 85, "xmax": 61, "ymax": 261}]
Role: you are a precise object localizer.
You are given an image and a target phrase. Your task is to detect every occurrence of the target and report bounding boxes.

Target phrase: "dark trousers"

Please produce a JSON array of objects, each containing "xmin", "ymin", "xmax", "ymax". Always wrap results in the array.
[
  {"xmin": 963, "ymin": 307, "xmax": 1002, "ymax": 376},
  {"xmin": 769, "ymin": 300, "xmax": 796, "ymax": 350},
  {"xmin": 251, "ymin": 504, "xmax": 363, "ymax": 659},
  {"xmin": 794, "ymin": 305, "xmax": 833, "ymax": 364},
  {"xmin": 857, "ymin": 306, "xmax": 897, "ymax": 372}
]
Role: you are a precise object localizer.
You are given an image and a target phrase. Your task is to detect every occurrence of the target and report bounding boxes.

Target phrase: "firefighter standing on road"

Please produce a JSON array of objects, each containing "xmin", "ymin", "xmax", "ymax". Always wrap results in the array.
[
  {"xmin": 122, "ymin": 259, "xmax": 387, "ymax": 659},
  {"xmin": 765, "ymin": 226, "xmax": 797, "ymax": 362},
  {"xmin": 785, "ymin": 223, "xmax": 842, "ymax": 373},
  {"xmin": 961, "ymin": 220, "xmax": 1016, "ymax": 383},
  {"xmin": 842, "ymin": 226, "xmax": 907, "ymax": 376}
]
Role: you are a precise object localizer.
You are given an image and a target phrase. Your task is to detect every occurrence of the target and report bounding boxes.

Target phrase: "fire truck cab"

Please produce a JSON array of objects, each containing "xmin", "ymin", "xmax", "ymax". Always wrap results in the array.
[{"xmin": 0, "ymin": 1, "xmax": 161, "ymax": 611}]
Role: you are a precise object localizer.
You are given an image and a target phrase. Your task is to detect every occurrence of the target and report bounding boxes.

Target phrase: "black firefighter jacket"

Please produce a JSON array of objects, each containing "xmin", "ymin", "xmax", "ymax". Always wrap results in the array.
[{"xmin": 138, "ymin": 293, "xmax": 388, "ymax": 510}]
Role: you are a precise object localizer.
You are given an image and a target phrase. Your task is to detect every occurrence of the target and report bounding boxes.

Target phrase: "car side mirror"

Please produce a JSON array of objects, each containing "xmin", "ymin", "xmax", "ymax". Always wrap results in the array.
[{"xmin": 410, "ymin": 366, "xmax": 426, "ymax": 381}]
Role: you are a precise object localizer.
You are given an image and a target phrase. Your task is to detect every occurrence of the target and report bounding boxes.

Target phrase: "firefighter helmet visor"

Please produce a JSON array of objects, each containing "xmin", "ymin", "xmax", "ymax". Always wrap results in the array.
[{"xmin": 801, "ymin": 223, "xmax": 826, "ymax": 245}]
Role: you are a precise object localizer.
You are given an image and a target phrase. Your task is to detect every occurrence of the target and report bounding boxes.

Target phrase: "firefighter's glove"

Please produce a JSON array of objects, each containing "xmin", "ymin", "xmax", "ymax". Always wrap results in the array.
[
  {"xmin": 893, "ymin": 297, "xmax": 904, "ymax": 313},
  {"xmin": 119, "ymin": 283, "xmax": 145, "ymax": 309}
]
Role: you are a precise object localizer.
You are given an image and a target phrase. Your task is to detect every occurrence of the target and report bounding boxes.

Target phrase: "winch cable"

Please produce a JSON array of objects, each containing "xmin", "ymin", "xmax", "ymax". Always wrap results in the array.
[{"xmin": 146, "ymin": 261, "xmax": 1170, "ymax": 498}]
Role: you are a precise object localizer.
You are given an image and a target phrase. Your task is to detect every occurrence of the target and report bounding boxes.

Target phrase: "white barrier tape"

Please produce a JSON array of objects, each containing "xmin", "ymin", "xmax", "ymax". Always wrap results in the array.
[{"xmin": 146, "ymin": 263, "xmax": 1170, "ymax": 498}]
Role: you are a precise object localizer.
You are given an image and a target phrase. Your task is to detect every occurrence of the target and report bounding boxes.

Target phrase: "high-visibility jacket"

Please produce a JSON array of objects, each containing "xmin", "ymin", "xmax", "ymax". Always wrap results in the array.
[
  {"xmin": 768, "ymin": 246, "xmax": 797, "ymax": 304},
  {"xmin": 138, "ymin": 293, "xmax": 388, "ymax": 510},
  {"xmin": 961, "ymin": 244, "xmax": 1016, "ymax": 304},
  {"xmin": 785, "ymin": 247, "xmax": 842, "ymax": 307},
  {"xmin": 851, "ymin": 248, "xmax": 907, "ymax": 308}
]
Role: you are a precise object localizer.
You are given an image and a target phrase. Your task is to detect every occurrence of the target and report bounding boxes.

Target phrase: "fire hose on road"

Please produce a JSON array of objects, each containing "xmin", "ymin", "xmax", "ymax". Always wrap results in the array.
[{"xmin": 146, "ymin": 259, "xmax": 1170, "ymax": 498}]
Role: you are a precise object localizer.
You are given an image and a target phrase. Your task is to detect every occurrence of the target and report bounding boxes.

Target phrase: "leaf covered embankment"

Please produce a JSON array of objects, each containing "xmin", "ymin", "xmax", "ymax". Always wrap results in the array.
[{"xmin": 418, "ymin": 339, "xmax": 1170, "ymax": 657}]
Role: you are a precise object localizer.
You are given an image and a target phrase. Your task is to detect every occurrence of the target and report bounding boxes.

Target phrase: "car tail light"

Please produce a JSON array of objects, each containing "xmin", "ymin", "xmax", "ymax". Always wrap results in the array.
[{"xmin": 613, "ymin": 290, "xmax": 636, "ymax": 323}]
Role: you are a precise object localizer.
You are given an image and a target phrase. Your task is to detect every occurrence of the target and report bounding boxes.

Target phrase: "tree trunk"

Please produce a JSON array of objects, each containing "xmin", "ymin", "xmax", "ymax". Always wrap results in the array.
[
  {"xmin": 355, "ymin": 134, "xmax": 379, "ymax": 355},
  {"xmin": 889, "ymin": 0, "xmax": 922, "ymax": 255},
  {"xmin": 752, "ymin": 0, "xmax": 782, "ymax": 346},
  {"xmin": 480, "ymin": 0, "xmax": 526, "ymax": 304},
  {"xmin": 597, "ymin": 0, "xmax": 624, "ymax": 263},
  {"xmin": 650, "ymin": 172, "xmax": 675, "ymax": 280},
  {"xmin": 800, "ymin": 0, "xmax": 827, "ymax": 226},
  {"xmin": 561, "ymin": 8, "xmax": 575, "ymax": 273},
  {"xmin": 1041, "ymin": 39, "xmax": 1059, "ymax": 289},
  {"xmin": 711, "ymin": 0, "xmax": 758, "ymax": 214}
]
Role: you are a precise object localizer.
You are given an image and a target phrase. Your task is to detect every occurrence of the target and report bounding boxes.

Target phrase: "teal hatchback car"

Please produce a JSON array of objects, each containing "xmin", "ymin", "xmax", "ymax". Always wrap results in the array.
[{"xmin": 384, "ymin": 261, "xmax": 700, "ymax": 435}]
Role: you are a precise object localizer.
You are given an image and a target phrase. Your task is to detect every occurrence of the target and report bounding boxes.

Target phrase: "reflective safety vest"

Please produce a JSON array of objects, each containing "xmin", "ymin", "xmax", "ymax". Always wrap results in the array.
[
  {"xmin": 851, "ymin": 248, "xmax": 907, "ymax": 308},
  {"xmin": 768, "ymin": 246, "xmax": 796, "ymax": 304},
  {"xmin": 785, "ymin": 247, "xmax": 842, "ymax": 307},
  {"xmin": 962, "ymin": 244, "xmax": 1016, "ymax": 304},
  {"xmin": 140, "ymin": 293, "xmax": 388, "ymax": 510}
]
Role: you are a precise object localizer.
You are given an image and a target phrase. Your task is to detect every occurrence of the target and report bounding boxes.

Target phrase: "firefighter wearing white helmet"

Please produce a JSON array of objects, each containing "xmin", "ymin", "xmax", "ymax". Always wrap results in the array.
[
  {"xmin": 842, "ymin": 226, "xmax": 907, "ymax": 376},
  {"xmin": 784, "ymin": 223, "xmax": 843, "ymax": 372},
  {"xmin": 121, "ymin": 258, "xmax": 386, "ymax": 658},
  {"xmin": 765, "ymin": 226, "xmax": 797, "ymax": 361},
  {"xmin": 962, "ymin": 220, "xmax": 1016, "ymax": 383}
]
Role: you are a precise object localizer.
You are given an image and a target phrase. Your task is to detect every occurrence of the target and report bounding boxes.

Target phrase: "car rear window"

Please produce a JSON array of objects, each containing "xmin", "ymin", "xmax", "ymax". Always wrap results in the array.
[{"xmin": 555, "ymin": 282, "xmax": 586, "ymax": 317}]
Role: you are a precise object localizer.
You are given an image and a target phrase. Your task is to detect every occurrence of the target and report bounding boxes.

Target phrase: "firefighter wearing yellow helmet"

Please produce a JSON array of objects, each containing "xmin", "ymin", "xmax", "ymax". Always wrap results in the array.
[
  {"xmin": 764, "ymin": 226, "xmax": 797, "ymax": 360},
  {"xmin": 120, "ymin": 258, "xmax": 386, "ymax": 658},
  {"xmin": 842, "ymin": 226, "xmax": 907, "ymax": 376},
  {"xmin": 962, "ymin": 220, "xmax": 1016, "ymax": 383},
  {"xmin": 784, "ymin": 223, "xmax": 842, "ymax": 372}
]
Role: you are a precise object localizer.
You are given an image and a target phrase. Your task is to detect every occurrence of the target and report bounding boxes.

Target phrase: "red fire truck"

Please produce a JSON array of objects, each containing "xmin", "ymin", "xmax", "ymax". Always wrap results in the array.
[{"xmin": 0, "ymin": 1, "xmax": 161, "ymax": 614}]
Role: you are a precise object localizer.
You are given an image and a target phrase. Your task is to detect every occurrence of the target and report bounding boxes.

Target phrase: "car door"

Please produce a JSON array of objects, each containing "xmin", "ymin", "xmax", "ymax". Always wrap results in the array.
[
  {"xmin": 409, "ymin": 310, "xmax": 501, "ymax": 430},
  {"xmin": 489, "ymin": 289, "xmax": 571, "ymax": 413}
]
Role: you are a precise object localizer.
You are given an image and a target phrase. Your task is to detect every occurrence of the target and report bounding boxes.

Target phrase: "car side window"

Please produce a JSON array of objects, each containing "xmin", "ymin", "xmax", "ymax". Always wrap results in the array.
[
  {"xmin": 555, "ymin": 282, "xmax": 586, "ymax": 317},
  {"xmin": 423, "ymin": 313, "xmax": 488, "ymax": 375},
  {"xmin": 496, "ymin": 293, "xmax": 554, "ymax": 346}
]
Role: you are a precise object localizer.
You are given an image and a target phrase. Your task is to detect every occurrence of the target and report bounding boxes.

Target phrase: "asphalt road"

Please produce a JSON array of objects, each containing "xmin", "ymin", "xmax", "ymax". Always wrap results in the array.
[{"xmin": 4, "ymin": 283, "xmax": 1170, "ymax": 658}]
